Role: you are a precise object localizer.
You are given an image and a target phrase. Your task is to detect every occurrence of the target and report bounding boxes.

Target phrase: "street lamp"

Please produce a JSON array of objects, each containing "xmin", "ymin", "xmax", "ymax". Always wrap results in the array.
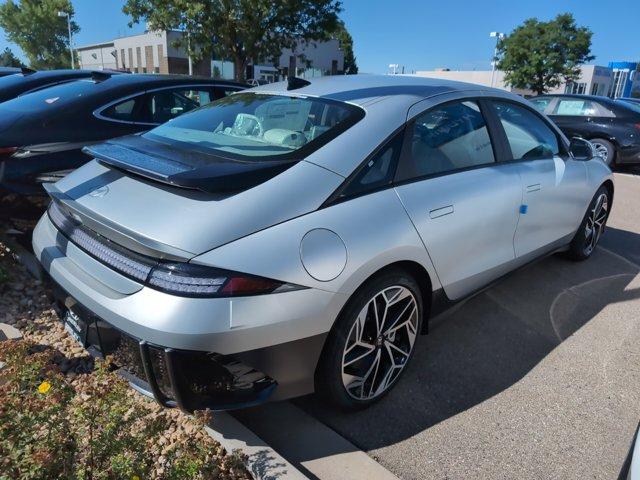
[
  {"xmin": 489, "ymin": 31, "xmax": 505, "ymax": 88},
  {"xmin": 58, "ymin": 11, "xmax": 74, "ymax": 69}
]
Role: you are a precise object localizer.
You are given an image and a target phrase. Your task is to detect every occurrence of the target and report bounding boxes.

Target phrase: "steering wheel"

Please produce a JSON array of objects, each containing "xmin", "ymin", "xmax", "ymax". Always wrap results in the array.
[{"xmin": 233, "ymin": 113, "xmax": 264, "ymax": 137}]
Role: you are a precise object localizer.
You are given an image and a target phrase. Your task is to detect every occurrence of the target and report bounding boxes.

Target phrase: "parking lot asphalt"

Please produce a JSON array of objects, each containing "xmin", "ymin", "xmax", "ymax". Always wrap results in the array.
[{"xmin": 239, "ymin": 172, "xmax": 640, "ymax": 479}]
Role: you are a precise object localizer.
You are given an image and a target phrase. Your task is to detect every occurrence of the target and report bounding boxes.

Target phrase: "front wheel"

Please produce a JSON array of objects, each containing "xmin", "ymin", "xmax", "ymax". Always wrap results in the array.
[
  {"xmin": 316, "ymin": 269, "xmax": 423, "ymax": 410},
  {"xmin": 567, "ymin": 186, "xmax": 610, "ymax": 261}
]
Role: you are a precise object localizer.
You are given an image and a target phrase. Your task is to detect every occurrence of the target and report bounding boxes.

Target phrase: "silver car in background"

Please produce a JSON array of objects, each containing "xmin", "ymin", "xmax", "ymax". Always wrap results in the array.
[{"xmin": 33, "ymin": 75, "xmax": 613, "ymax": 411}]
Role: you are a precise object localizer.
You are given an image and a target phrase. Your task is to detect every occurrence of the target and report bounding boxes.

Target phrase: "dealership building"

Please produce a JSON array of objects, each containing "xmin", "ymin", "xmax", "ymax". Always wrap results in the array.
[
  {"xmin": 76, "ymin": 29, "xmax": 345, "ymax": 81},
  {"xmin": 412, "ymin": 62, "xmax": 640, "ymax": 98}
]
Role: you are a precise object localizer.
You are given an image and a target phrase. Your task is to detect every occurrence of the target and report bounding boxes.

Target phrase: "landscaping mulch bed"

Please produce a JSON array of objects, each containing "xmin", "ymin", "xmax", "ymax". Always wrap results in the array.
[{"xmin": 0, "ymin": 222, "xmax": 252, "ymax": 479}]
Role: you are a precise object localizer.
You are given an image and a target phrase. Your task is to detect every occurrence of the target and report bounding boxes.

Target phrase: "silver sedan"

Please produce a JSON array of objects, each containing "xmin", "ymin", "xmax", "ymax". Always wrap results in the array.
[{"xmin": 33, "ymin": 75, "xmax": 613, "ymax": 411}]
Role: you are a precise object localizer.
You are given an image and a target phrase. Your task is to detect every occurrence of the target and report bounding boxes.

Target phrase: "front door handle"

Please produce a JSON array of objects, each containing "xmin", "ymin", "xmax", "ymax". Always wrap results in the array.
[
  {"xmin": 429, "ymin": 205, "xmax": 454, "ymax": 219},
  {"xmin": 526, "ymin": 183, "xmax": 541, "ymax": 193}
]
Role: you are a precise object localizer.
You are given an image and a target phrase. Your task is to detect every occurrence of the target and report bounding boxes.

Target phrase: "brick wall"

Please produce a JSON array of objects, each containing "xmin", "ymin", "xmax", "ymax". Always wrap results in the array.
[
  {"xmin": 157, "ymin": 44, "xmax": 168, "ymax": 74},
  {"xmin": 144, "ymin": 45, "xmax": 154, "ymax": 73}
]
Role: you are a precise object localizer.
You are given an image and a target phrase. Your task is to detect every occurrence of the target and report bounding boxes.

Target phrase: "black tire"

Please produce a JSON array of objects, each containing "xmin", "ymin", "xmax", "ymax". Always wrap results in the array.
[
  {"xmin": 590, "ymin": 138, "xmax": 615, "ymax": 166},
  {"xmin": 567, "ymin": 185, "xmax": 610, "ymax": 261},
  {"xmin": 315, "ymin": 268, "xmax": 424, "ymax": 410}
]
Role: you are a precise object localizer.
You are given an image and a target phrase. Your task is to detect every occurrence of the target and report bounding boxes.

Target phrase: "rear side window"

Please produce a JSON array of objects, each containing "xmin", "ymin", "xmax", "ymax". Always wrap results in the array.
[
  {"xmin": 493, "ymin": 101, "xmax": 559, "ymax": 160},
  {"xmin": 396, "ymin": 100, "xmax": 495, "ymax": 180},
  {"xmin": 339, "ymin": 132, "xmax": 403, "ymax": 199},
  {"xmin": 529, "ymin": 97, "xmax": 553, "ymax": 113},
  {"xmin": 138, "ymin": 89, "xmax": 201, "ymax": 124},
  {"xmin": 101, "ymin": 95, "xmax": 144, "ymax": 122},
  {"xmin": 553, "ymin": 99, "xmax": 598, "ymax": 116}
]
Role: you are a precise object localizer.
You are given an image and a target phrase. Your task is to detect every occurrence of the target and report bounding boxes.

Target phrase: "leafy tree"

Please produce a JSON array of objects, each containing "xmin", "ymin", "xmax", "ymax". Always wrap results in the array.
[
  {"xmin": 123, "ymin": 0, "xmax": 343, "ymax": 82},
  {"xmin": 0, "ymin": 47, "xmax": 25, "ymax": 68},
  {"xmin": 496, "ymin": 13, "xmax": 594, "ymax": 95},
  {"xmin": 333, "ymin": 20, "xmax": 357, "ymax": 74},
  {"xmin": 0, "ymin": 0, "xmax": 79, "ymax": 70}
]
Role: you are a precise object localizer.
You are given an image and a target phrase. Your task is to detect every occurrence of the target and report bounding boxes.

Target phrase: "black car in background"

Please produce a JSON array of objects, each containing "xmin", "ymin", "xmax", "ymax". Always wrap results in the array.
[
  {"xmin": 619, "ymin": 97, "xmax": 640, "ymax": 107},
  {"xmin": 0, "ymin": 67, "xmax": 21, "ymax": 78},
  {"xmin": 530, "ymin": 94, "xmax": 640, "ymax": 166},
  {"xmin": 0, "ymin": 73, "xmax": 244, "ymax": 194},
  {"xmin": 0, "ymin": 68, "xmax": 102, "ymax": 103}
]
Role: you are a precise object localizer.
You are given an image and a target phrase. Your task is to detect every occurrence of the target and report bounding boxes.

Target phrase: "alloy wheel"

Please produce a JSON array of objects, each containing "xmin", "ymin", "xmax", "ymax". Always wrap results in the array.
[
  {"xmin": 341, "ymin": 285, "xmax": 419, "ymax": 400},
  {"xmin": 583, "ymin": 193, "xmax": 608, "ymax": 256},
  {"xmin": 592, "ymin": 142, "xmax": 609, "ymax": 163}
]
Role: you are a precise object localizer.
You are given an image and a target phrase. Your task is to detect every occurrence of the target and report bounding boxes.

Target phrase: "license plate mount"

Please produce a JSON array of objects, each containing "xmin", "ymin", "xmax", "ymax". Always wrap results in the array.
[{"xmin": 63, "ymin": 308, "xmax": 87, "ymax": 347}]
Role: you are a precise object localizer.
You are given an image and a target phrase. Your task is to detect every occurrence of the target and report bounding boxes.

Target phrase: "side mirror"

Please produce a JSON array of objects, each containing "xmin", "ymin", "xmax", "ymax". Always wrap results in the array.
[{"xmin": 569, "ymin": 137, "xmax": 595, "ymax": 161}]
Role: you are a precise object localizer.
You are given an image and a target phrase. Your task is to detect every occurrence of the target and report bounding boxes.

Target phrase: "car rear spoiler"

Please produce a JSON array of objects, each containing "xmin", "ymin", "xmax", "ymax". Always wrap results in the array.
[{"xmin": 82, "ymin": 140, "xmax": 294, "ymax": 194}]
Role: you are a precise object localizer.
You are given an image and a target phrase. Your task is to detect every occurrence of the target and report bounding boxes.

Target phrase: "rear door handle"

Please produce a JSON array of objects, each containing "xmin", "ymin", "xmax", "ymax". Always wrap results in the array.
[
  {"xmin": 429, "ymin": 205, "xmax": 454, "ymax": 219},
  {"xmin": 526, "ymin": 183, "xmax": 541, "ymax": 193}
]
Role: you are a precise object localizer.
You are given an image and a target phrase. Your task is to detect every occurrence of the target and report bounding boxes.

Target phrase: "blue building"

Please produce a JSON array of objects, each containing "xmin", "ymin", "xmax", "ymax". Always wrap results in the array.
[{"xmin": 607, "ymin": 61, "xmax": 640, "ymax": 98}]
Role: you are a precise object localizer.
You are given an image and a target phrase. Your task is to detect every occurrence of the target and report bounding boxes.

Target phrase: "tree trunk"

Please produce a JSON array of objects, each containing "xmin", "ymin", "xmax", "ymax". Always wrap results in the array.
[{"xmin": 233, "ymin": 55, "xmax": 246, "ymax": 83}]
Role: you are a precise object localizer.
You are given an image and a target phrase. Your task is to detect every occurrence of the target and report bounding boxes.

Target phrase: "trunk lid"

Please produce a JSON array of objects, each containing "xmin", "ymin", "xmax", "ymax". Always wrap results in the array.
[{"xmin": 49, "ymin": 142, "xmax": 342, "ymax": 258}]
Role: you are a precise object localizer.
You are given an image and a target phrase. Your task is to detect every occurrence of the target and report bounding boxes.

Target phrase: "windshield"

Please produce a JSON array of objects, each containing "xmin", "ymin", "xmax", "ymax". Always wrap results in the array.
[
  {"xmin": 0, "ymin": 80, "xmax": 96, "ymax": 113},
  {"xmin": 143, "ymin": 92, "xmax": 364, "ymax": 160}
]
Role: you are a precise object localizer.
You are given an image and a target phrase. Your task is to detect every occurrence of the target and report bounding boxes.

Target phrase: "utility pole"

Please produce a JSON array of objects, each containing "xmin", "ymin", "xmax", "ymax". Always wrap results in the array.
[{"xmin": 58, "ymin": 11, "xmax": 74, "ymax": 69}]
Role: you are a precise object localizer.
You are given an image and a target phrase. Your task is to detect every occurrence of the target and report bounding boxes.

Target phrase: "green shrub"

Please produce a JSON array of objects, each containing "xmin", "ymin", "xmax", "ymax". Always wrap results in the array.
[{"xmin": 0, "ymin": 339, "xmax": 249, "ymax": 480}]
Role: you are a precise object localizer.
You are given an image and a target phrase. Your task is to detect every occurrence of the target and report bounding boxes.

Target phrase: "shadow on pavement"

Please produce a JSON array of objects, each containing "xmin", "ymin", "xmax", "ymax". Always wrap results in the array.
[{"xmin": 292, "ymin": 234, "xmax": 640, "ymax": 453}]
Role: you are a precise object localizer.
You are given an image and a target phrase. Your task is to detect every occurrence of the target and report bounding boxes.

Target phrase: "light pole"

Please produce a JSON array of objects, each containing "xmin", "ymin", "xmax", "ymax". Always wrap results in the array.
[
  {"xmin": 489, "ymin": 31, "xmax": 504, "ymax": 88},
  {"xmin": 58, "ymin": 11, "xmax": 74, "ymax": 69}
]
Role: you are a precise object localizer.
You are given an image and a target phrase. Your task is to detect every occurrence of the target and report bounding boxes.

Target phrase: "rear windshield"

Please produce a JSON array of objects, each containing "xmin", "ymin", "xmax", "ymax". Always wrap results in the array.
[
  {"xmin": 0, "ymin": 80, "xmax": 96, "ymax": 113},
  {"xmin": 143, "ymin": 92, "xmax": 364, "ymax": 160}
]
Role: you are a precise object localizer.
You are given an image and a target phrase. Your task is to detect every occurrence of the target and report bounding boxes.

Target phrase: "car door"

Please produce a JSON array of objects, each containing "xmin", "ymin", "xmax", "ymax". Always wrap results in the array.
[
  {"xmin": 489, "ymin": 100, "xmax": 587, "ymax": 258},
  {"xmin": 394, "ymin": 97, "xmax": 523, "ymax": 300}
]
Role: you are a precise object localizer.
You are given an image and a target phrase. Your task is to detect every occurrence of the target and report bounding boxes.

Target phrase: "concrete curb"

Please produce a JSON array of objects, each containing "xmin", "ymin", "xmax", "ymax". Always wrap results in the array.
[
  {"xmin": 206, "ymin": 411, "xmax": 309, "ymax": 480},
  {"xmin": 234, "ymin": 402, "xmax": 400, "ymax": 480}
]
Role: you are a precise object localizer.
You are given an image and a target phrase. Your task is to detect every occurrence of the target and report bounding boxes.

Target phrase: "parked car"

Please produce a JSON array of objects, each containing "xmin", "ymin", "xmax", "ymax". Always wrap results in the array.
[
  {"xmin": 529, "ymin": 93, "xmax": 640, "ymax": 166},
  {"xmin": 0, "ymin": 66, "xmax": 21, "ymax": 78},
  {"xmin": 0, "ymin": 68, "xmax": 101, "ymax": 103},
  {"xmin": 33, "ymin": 75, "xmax": 613, "ymax": 412},
  {"xmin": 0, "ymin": 72, "xmax": 244, "ymax": 194},
  {"xmin": 619, "ymin": 97, "xmax": 640, "ymax": 106}
]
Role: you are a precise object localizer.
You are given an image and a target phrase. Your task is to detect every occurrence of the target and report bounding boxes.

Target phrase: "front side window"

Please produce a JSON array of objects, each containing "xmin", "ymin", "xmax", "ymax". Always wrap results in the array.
[
  {"xmin": 396, "ymin": 100, "xmax": 495, "ymax": 180},
  {"xmin": 493, "ymin": 101, "xmax": 559, "ymax": 161},
  {"xmin": 143, "ymin": 92, "xmax": 364, "ymax": 160},
  {"xmin": 553, "ymin": 99, "xmax": 598, "ymax": 116}
]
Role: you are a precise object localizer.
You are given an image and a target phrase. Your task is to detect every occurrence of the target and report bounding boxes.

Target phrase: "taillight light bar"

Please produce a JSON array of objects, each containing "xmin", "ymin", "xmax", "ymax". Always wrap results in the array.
[{"xmin": 47, "ymin": 201, "xmax": 305, "ymax": 298}]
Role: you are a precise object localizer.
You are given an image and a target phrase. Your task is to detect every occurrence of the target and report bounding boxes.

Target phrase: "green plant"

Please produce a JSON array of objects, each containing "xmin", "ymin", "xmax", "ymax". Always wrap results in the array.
[{"xmin": 0, "ymin": 339, "xmax": 249, "ymax": 479}]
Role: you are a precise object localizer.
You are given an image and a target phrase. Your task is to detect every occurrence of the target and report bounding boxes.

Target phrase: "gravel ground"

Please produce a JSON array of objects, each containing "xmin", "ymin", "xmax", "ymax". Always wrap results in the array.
[{"xmin": 0, "ymin": 227, "xmax": 251, "ymax": 479}]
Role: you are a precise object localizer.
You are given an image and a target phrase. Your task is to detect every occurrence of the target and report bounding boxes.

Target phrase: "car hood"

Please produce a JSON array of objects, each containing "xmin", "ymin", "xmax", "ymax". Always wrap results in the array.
[{"xmin": 47, "ymin": 150, "xmax": 343, "ymax": 259}]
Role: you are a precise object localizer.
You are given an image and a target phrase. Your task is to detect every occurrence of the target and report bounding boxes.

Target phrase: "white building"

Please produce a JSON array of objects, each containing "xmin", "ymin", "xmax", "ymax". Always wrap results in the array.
[
  {"xmin": 411, "ymin": 64, "xmax": 636, "ymax": 98},
  {"xmin": 77, "ymin": 30, "xmax": 344, "ymax": 81}
]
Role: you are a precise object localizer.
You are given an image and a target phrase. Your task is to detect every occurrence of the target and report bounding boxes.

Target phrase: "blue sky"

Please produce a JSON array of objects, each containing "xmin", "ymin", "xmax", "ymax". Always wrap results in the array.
[{"xmin": 1, "ymin": 0, "xmax": 638, "ymax": 72}]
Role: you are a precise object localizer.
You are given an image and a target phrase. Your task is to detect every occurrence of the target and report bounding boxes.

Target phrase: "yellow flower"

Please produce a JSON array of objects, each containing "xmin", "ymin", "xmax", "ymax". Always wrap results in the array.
[
  {"xmin": 37, "ymin": 381, "xmax": 51, "ymax": 394},
  {"xmin": 132, "ymin": 476, "xmax": 140, "ymax": 480}
]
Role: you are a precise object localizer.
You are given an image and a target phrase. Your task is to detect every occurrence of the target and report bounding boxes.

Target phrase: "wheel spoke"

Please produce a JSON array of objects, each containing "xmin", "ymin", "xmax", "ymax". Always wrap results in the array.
[{"xmin": 341, "ymin": 285, "xmax": 419, "ymax": 401}]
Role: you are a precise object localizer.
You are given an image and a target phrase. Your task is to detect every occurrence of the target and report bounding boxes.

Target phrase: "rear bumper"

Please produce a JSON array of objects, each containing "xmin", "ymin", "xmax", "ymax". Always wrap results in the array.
[
  {"xmin": 33, "ymin": 213, "xmax": 341, "ymax": 408},
  {"xmin": 617, "ymin": 144, "xmax": 640, "ymax": 165},
  {"xmin": 50, "ymin": 281, "xmax": 278, "ymax": 411}
]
